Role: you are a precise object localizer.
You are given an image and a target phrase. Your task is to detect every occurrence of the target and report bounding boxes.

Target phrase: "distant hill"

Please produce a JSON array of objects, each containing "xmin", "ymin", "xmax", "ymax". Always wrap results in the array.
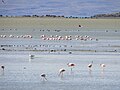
[{"xmin": 91, "ymin": 12, "xmax": 120, "ymax": 18}]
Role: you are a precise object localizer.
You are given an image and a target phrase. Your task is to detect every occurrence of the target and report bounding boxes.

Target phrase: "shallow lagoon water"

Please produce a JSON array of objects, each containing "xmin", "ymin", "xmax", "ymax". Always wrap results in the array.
[
  {"xmin": 0, "ymin": 53, "xmax": 120, "ymax": 90},
  {"xmin": 0, "ymin": 19, "xmax": 120, "ymax": 90}
]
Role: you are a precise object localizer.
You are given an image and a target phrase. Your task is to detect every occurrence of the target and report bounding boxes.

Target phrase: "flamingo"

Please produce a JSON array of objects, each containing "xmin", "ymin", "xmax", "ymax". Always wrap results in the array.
[
  {"xmin": 100, "ymin": 64, "xmax": 106, "ymax": 71},
  {"xmin": 79, "ymin": 25, "xmax": 81, "ymax": 27},
  {"xmin": 29, "ymin": 54, "xmax": 34, "ymax": 59},
  {"xmin": 9, "ymin": 35, "xmax": 14, "ymax": 38},
  {"xmin": 1, "ymin": 65, "xmax": 4, "ymax": 71},
  {"xmin": 79, "ymin": 25, "xmax": 83, "ymax": 28},
  {"xmin": 88, "ymin": 61, "xmax": 93, "ymax": 71},
  {"xmin": 2, "ymin": 0, "xmax": 5, "ymax": 4},
  {"xmin": 58, "ymin": 68, "xmax": 65, "ymax": 78},
  {"xmin": 29, "ymin": 54, "xmax": 34, "ymax": 62},
  {"xmin": 67, "ymin": 63, "xmax": 75, "ymax": 71},
  {"xmin": 41, "ymin": 73, "xmax": 47, "ymax": 81}
]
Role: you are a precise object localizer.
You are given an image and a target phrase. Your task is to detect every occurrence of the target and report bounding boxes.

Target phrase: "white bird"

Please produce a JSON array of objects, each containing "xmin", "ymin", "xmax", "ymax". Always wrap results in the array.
[
  {"xmin": 58, "ymin": 68, "xmax": 65, "ymax": 78},
  {"xmin": 29, "ymin": 54, "xmax": 34, "ymax": 59},
  {"xmin": 88, "ymin": 61, "xmax": 93, "ymax": 71},
  {"xmin": 41, "ymin": 73, "xmax": 47, "ymax": 81},
  {"xmin": 100, "ymin": 64, "xmax": 106, "ymax": 71},
  {"xmin": 29, "ymin": 54, "xmax": 34, "ymax": 62},
  {"xmin": 67, "ymin": 63, "xmax": 75, "ymax": 71}
]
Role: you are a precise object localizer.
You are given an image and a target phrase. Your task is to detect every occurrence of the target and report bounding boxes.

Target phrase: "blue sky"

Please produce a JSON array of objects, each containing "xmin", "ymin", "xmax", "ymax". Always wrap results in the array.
[{"xmin": 0, "ymin": 0, "xmax": 120, "ymax": 17}]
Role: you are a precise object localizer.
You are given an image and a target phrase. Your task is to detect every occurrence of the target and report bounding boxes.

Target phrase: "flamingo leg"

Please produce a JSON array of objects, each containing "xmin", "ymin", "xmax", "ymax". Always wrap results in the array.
[
  {"xmin": 44, "ymin": 77, "xmax": 47, "ymax": 81},
  {"xmin": 58, "ymin": 72, "xmax": 61, "ymax": 76},
  {"xmin": 102, "ymin": 67, "xmax": 105, "ymax": 72},
  {"xmin": 61, "ymin": 72, "xmax": 63, "ymax": 78}
]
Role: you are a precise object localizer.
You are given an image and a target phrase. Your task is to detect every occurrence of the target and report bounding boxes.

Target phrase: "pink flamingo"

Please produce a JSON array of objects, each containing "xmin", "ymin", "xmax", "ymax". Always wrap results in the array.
[
  {"xmin": 58, "ymin": 68, "xmax": 65, "ymax": 78},
  {"xmin": 100, "ymin": 64, "xmax": 106, "ymax": 71},
  {"xmin": 67, "ymin": 63, "xmax": 75, "ymax": 71}
]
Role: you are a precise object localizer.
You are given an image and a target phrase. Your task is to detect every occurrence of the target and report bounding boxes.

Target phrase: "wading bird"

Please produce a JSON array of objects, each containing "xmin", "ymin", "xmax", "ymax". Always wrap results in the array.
[
  {"xmin": 58, "ymin": 68, "xmax": 65, "ymax": 78},
  {"xmin": 88, "ymin": 61, "xmax": 93, "ymax": 71},
  {"xmin": 41, "ymin": 73, "xmax": 47, "ymax": 81},
  {"xmin": 1, "ymin": 65, "xmax": 5, "ymax": 71},
  {"xmin": 100, "ymin": 64, "xmax": 106, "ymax": 71},
  {"xmin": 29, "ymin": 54, "xmax": 34, "ymax": 59},
  {"xmin": 67, "ymin": 63, "xmax": 75, "ymax": 71},
  {"xmin": 2, "ymin": 0, "xmax": 5, "ymax": 4}
]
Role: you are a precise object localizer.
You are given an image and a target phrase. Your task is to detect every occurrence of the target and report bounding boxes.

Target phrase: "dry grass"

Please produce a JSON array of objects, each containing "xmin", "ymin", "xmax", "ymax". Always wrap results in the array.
[{"xmin": 0, "ymin": 17, "xmax": 120, "ymax": 30}]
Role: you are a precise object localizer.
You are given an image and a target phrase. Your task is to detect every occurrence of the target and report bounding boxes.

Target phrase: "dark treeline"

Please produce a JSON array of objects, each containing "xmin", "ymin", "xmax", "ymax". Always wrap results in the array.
[
  {"xmin": 0, "ymin": 12, "xmax": 120, "ymax": 18},
  {"xmin": 91, "ymin": 12, "xmax": 120, "ymax": 18},
  {"xmin": 0, "ymin": 14, "xmax": 90, "ymax": 19}
]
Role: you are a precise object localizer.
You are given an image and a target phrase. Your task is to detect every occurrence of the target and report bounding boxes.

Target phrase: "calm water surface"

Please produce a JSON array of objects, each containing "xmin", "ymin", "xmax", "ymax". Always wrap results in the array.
[
  {"xmin": 0, "ymin": 29, "xmax": 120, "ymax": 90},
  {"xmin": 0, "ymin": 54, "xmax": 120, "ymax": 90}
]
